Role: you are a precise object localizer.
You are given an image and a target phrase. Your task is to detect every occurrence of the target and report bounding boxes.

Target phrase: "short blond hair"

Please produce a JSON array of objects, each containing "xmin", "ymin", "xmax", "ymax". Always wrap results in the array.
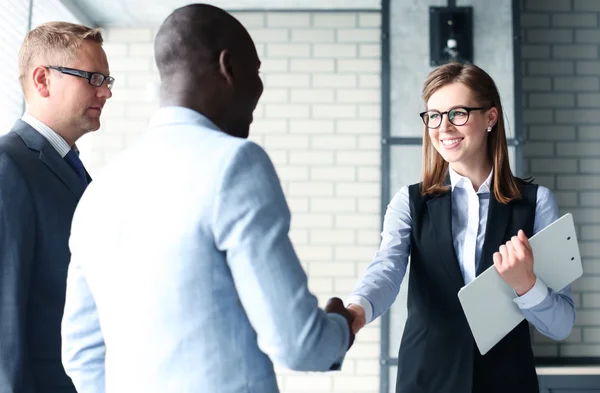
[{"xmin": 18, "ymin": 21, "xmax": 103, "ymax": 97}]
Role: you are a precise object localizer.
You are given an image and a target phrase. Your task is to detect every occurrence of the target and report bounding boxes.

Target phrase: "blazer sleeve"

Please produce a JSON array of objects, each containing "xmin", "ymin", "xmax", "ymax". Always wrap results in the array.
[
  {"xmin": 0, "ymin": 154, "xmax": 36, "ymax": 393},
  {"xmin": 212, "ymin": 141, "xmax": 350, "ymax": 372}
]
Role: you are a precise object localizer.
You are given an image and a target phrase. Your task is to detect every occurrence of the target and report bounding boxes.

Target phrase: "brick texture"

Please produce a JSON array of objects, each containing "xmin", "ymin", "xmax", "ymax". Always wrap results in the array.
[{"xmin": 522, "ymin": 0, "xmax": 600, "ymax": 358}]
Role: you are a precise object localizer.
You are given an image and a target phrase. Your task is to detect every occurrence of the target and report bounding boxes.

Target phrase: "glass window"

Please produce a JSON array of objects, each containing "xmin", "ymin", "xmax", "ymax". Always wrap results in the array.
[
  {"xmin": 1, "ymin": 0, "xmax": 81, "ymax": 135},
  {"xmin": 1, "ymin": 0, "xmax": 30, "ymax": 134},
  {"xmin": 389, "ymin": 144, "xmax": 422, "ymax": 195}
]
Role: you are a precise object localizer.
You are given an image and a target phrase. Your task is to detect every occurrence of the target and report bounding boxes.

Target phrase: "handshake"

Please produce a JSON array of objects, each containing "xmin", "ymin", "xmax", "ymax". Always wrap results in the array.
[{"xmin": 324, "ymin": 297, "xmax": 367, "ymax": 349}]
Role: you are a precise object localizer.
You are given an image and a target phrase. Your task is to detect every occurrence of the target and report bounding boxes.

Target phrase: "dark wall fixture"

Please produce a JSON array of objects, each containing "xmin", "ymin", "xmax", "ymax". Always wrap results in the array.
[{"xmin": 429, "ymin": 4, "xmax": 473, "ymax": 66}]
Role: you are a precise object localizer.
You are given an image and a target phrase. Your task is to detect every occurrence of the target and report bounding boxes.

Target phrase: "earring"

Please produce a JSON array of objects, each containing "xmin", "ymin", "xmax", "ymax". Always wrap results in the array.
[{"xmin": 487, "ymin": 126, "xmax": 492, "ymax": 132}]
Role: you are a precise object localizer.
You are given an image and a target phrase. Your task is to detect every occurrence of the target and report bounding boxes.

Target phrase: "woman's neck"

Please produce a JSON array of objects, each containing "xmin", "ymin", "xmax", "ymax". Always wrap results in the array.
[{"xmin": 450, "ymin": 159, "xmax": 493, "ymax": 191}]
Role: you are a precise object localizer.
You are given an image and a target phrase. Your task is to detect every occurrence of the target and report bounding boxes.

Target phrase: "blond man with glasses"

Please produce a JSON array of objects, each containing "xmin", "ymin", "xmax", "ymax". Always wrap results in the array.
[{"xmin": 0, "ymin": 21, "xmax": 112, "ymax": 393}]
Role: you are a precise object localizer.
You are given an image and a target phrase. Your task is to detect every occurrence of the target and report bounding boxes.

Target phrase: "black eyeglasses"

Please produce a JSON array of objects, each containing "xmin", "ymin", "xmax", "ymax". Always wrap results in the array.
[
  {"xmin": 419, "ymin": 106, "xmax": 489, "ymax": 129},
  {"xmin": 46, "ymin": 66, "xmax": 115, "ymax": 90}
]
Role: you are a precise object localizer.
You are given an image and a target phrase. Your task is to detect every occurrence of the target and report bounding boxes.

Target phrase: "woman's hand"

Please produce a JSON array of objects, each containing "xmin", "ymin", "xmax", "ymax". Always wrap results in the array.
[{"xmin": 493, "ymin": 229, "xmax": 537, "ymax": 296}]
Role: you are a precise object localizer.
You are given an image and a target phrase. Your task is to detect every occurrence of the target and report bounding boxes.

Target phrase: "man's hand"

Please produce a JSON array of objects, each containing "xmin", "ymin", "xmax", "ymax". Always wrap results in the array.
[
  {"xmin": 493, "ymin": 229, "xmax": 537, "ymax": 296},
  {"xmin": 325, "ymin": 297, "xmax": 355, "ymax": 349},
  {"xmin": 346, "ymin": 304, "xmax": 366, "ymax": 334}
]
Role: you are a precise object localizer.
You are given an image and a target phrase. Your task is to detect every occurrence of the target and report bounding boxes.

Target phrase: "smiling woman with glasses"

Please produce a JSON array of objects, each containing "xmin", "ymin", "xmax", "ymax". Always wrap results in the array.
[
  {"xmin": 46, "ymin": 65, "xmax": 115, "ymax": 90},
  {"xmin": 345, "ymin": 62, "xmax": 575, "ymax": 393}
]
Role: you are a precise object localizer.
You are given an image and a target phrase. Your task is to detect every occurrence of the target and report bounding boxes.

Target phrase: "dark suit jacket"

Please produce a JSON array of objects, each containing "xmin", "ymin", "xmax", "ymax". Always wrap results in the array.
[{"xmin": 0, "ymin": 120, "xmax": 88, "ymax": 393}]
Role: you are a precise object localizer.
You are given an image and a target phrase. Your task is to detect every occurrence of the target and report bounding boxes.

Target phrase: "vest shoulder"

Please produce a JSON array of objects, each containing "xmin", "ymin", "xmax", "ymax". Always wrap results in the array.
[
  {"xmin": 515, "ymin": 176, "xmax": 538, "ymax": 188},
  {"xmin": 407, "ymin": 182, "xmax": 450, "ymax": 203},
  {"xmin": 407, "ymin": 182, "xmax": 426, "ymax": 199},
  {"xmin": 408, "ymin": 182, "xmax": 422, "ymax": 193},
  {"xmin": 514, "ymin": 177, "xmax": 539, "ymax": 200}
]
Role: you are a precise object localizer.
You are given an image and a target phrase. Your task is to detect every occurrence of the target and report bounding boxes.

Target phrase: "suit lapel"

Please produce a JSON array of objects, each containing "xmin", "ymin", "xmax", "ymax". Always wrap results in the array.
[
  {"xmin": 40, "ymin": 146, "xmax": 85, "ymax": 197},
  {"xmin": 12, "ymin": 120, "xmax": 85, "ymax": 199},
  {"xmin": 478, "ymin": 191, "xmax": 511, "ymax": 275},
  {"xmin": 426, "ymin": 191, "xmax": 465, "ymax": 288}
]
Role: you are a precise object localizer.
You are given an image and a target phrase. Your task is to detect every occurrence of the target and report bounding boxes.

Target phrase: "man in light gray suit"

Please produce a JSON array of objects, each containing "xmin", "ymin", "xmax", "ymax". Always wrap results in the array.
[
  {"xmin": 61, "ymin": 4, "xmax": 354, "ymax": 393},
  {"xmin": 0, "ymin": 22, "xmax": 113, "ymax": 393}
]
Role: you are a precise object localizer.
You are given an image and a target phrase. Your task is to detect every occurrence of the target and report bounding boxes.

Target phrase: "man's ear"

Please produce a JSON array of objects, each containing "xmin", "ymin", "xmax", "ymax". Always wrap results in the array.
[
  {"xmin": 32, "ymin": 66, "xmax": 51, "ymax": 98},
  {"xmin": 218, "ymin": 49, "xmax": 234, "ymax": 86}
]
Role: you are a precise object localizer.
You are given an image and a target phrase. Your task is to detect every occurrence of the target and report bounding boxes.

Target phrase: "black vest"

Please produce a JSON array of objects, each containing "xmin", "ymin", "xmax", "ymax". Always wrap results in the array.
[{"xmin": 395, "ymin": 180, "xmax": 539, "ymax": 393}]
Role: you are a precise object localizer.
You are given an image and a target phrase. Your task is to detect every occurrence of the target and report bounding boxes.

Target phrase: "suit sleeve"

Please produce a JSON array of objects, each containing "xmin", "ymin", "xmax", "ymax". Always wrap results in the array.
[
  {"xmin": 0, "ymin": 154, "xmax": 36, "ymax": 393},
  {"xmin": 61, "ymin": 224, "xmax": 106, "ymax": 393},
  {"xmin": 212, "ymin": 141, "xmax": 350, "ymax": 371}
]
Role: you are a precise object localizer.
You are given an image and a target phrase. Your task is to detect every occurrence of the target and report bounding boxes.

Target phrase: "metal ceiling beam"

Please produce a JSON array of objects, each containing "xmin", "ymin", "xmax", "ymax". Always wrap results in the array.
[{"xmin": 58, "ymin": 0, "xmax": 97, "ymax": 27}]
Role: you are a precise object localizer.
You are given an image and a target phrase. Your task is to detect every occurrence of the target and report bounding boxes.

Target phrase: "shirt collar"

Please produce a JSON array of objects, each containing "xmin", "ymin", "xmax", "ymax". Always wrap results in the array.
[
  {"xmin": 449, "ymin": 166, "xmax": 493, "ymax": 194},
  {"xmin": 148, "ymin": 106, "xmax": 221, "ymax": 132},
  {"xmin": 21, "ymin": 113, "xmax": 74, "ymax": 158}
]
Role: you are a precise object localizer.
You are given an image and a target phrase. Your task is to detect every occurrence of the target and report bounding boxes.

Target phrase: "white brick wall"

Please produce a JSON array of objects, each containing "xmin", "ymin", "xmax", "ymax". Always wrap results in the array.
[
  {"xmin": 80, "ymin": 11, "xmax": 381, "ymax": 393},
  {"xmin": 522, "ymin": 0, "xmax": 600, "ymax": 357}
]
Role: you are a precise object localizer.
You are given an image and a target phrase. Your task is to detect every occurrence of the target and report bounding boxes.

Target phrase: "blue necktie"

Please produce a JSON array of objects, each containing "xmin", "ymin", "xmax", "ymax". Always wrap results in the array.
[{"xmin": 64, "ymin": 149, "xmax": 88, "ymax": 187}]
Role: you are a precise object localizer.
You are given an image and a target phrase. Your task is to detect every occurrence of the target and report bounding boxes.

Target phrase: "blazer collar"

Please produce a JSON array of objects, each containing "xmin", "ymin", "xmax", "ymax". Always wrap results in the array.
[{"xmin": 11, "ymin": 120, "xmax": 86, "ymax": 198}]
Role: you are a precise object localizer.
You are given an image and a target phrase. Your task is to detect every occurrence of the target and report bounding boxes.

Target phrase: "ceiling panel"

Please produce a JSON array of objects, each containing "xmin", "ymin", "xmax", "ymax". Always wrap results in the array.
[{"xmin": 64, "ymin": 0, "xmax": 381, "ymax": 27}]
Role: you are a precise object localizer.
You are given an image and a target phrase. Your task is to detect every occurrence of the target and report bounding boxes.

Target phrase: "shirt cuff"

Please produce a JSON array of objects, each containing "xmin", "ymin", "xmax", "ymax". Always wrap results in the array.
[
  {"xmin": 513, "ymin": 277, "xmax": 549, "ymax": 309},
  {"xmin": 345, "ymin": 295, "xmax": 374, "ymax": 324},
  {"xmin": 326, "ymin": 312, "xmax": 349, "ymax": 371}
]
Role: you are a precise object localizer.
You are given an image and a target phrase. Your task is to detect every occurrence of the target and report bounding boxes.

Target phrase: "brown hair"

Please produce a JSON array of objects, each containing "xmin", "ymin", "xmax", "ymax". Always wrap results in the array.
[
  {"xmin": 18, "ymin": 21, "xmax": 103, "ymax": 98},
  {"xmin": 420, "ymin": 62, "xmax": 521, "ymax": 204}
]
